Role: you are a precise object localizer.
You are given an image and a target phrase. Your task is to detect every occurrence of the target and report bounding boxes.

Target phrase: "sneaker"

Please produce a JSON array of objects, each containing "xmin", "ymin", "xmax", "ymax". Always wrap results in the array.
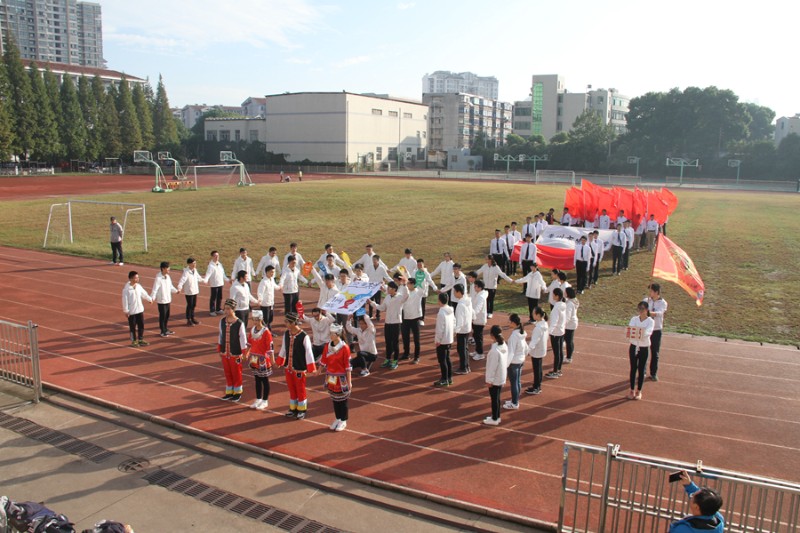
[
  {"xmin": 411, "ymin": 357, "xmax": 419, "ymax": 365},
  {"xmin": 502, "ymin": 401, "xmax": 519, "ymax": 410},
  {"xmin": 165, "ymin": 330, "xmax": 175, "ymax": 335},
  {"xmin": 137, "ymin": 340, "xmax": 149, "ymax": 346},
  {"xmin": 649, "ymin": 374, "xmax": 659, "ymax": 382},
  {"xmin": 256, "ymin": 400, "xmax": 268, "ymax": 410},
  {"xmin": 545, "ymin": 371, "xmax": 560, "ymax": 379},
  {"xmin": 130, "ymin": 341, "xmax": 139, "ymax": 347},
  {"xmin": 433, "ymin": 380, "xmax": 449, "ymax": 387},
  {"xmin": 330, "ymin": 418, "xmax": 341, "ymax": 430},
  {"xmin": 229, "ymin": 394, "xmax": 241, "ymax": 402},
  {"xmin": 380, "ymin": 359, "xmax": 392, "ymax": 368},
  {"xmin": 191, "ymin": 319, "xmax": 200, "ymax": 325},
  {"xmin": 483, "ymin": 417, "xmax": 501, "ymax": 426},
  {"xmin": 249, "ymin": 400, "xmax": 261, "ymax": 409},
  {"xmin": 221, "ymin": 393, "xmax": 234, "ymax": 401},
  {"xmin": 335, "ymin": 420, "xmax": 347, "ymax": 432},
  {"xmin": 634, "ymin": 391, "xmax": 642, "ymax": 400},
  {"xmin": 160, "ymin": 332, "xmax": 169, "ymax": 338},
  {"xmin": 360, "ymin": 369, "xmax": 370, "ymax": 377},
  {"xmin": 296, "ymin": 411, "xmax": 307, "ymax": 420},
  {"xmin": 284, "ymin": 409, "xmax": 297, "ymax": 417},
  {"xmin": 471, "ymin": 353, "xmax": 485, "ymax": 361}
]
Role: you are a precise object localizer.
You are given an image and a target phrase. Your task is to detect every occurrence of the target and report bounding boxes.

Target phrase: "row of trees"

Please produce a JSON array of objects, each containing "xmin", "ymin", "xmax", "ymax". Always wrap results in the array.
[
  {"xmin": 474, "ymin": 87, "xmax": 799, "ymax": 180},
  {"xmin": 0, "ymin": 36, "xmax": 180, "ymax": 166}
]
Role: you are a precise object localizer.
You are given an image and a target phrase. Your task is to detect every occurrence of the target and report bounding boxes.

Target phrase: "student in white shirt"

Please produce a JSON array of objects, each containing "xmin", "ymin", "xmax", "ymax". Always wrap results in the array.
[
  {"xmin": 151, "ymin": 261, "xmax": 178, "ymax": 337},
  {"xmin": 476, "ymin": 255, "xmax": 513, "ymax": 318},
  {"xmin": 176, "ymin": 257, "xmax": 204, "ymax": 326},
  {"xmin": 545, "ymin": 288, "xmax": 566, "ymax": 379},
  {"xmin": 122, "ymin": 270, "xmax": 153, "ymax": 347},
  {"xmin": 367, "ymin": 280, "xmax": 408, "ymax": 370},
  {"xmin": 514, "ymin": 262, "xmax": 547, "ymax": 323},
  {"xmin": 645, "ymin": 214, "xmax": 660, "ymax": 252},
  {"xmin": 255, "ymin": 247, "xmax": 281, "ymax": 281},
  {"xmin": 204, "ymin": 250, "xmax": 229, "ymax": 316},
  {"xmin": 433, "ymin": 293, "xmax": 455, "ymax": 387},
  {"xmin": 400, "ymin": 277, "xmax": 425, "ymax": 363},
  {"xmin": 278, "ymin": 255, "xmax": 308, "ymax": 316},
  {"xmin": 627, "ymin": 301, "xmax": 655, "ymax": 400},
  {"xmin": 232, "ymin": 248, "xmax": 255, "ymax": 285},
  {"xmin": 597, "ymin": 209, "xmax": 611, "ymax": 230},
  {"xmin": 347, "ymin": 314, "xmax": 378, "ymax": 376},
  {"xmin": 282, "ymin": 243, "xmax": 305, "ymax": 272},
  {"xmin": 469, "ymin": 280, "xmax": 488, "ymax": 361},
  {"xmin": 563, "ymin": 287, "xmax": 580, "ymax": 364},
  {"xmin": 483, "ymin": 325, "xmax": 508, "ymax": 426},
  {"xmin": 230, "ymin": 270, "xmax": 259, "ymax": 328},
  {"xmin": 503, "ymin": 314, "xmax": 528, "ymax": 410},
  {"xmin": 645, "ymin": 283, "xmax": 668, "ymax": 381},
  {"xmin": 256, "ymin": 265, "xmax": 279, "ymax": 329},
  {"xmin": 489, "ymin": 228, "xmax": 509, "ymax": 272},
  {"xmin": 525, "ymin": 306, "xmax": 549, "ymax": 395},
  {"xmin": 452, "ymin": 284, "xmax": 473, "ymax": 375}
]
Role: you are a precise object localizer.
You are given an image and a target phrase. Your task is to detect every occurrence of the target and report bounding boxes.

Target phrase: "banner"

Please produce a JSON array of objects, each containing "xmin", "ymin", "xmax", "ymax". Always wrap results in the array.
[
  {"xmin": 652, "ymin": 234, "xmax": 705, "ymax": 306},
  {"xmin": 321, "ymin": 281, "xmax": 383, "ymax": 315}
]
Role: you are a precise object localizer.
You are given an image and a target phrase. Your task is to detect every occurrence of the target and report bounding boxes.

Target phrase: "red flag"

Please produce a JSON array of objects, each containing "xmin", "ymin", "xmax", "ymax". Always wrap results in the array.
[
  {"xmin": 660, "ymin": 188, "xmax": 679, "ymax": 215},
  {"xmin": 652, "ymin": 235, "xmax": 705, "ymax": 306}
]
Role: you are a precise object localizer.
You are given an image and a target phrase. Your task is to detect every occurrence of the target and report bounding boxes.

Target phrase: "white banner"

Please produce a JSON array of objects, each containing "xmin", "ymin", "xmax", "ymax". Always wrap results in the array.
[
  {"xmin": 321, "ymin": 281, "xmax": 383, "ymax": 315},
  {"xmin": 537, "ymin": 226, "xmax": 615, "ymax": 252}
]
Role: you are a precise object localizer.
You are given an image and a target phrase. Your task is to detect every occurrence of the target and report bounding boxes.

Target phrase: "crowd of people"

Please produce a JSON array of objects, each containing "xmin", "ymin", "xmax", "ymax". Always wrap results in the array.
[{"xmin": 119, "ymin": 206, "xmax": 668, "ymax": 431}]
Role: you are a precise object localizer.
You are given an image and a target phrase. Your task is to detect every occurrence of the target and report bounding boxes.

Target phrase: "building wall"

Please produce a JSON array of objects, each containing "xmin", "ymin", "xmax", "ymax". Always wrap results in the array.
[{"xmin": 775, "ymin": 115, "xmax": 800, "ymax": 146}]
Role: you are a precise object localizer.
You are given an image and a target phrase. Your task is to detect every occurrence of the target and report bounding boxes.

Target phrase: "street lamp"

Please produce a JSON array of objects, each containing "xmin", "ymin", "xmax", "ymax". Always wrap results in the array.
[
  {"xmin": 627, "ymin": 156, "xmax": 640, "ymax": 179},
  {"xmin": 494, "ymin": 153, "xmax": 523, "ymax": 179},
  {"xmin": 728, "ymin": 159, "xmax": 741, "ymax": 185},
  {"xmin": 665, "ymin": 157, "xmax": 699, "ymax": 186},
  {"xmin": 519, "ymin": 154, "xmax": 548, "ymax": 175}
]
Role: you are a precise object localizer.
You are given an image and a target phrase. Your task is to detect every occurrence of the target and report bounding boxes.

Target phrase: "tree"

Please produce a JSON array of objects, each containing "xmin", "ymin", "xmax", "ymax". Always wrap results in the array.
[
  {"xmin": 98, "ymin": 85, "xmax": 122, "ymax": 160},
  {"xmin": 27, "ymin": 64, "xmax": 61, "ymax": 162},
  {"xmin": 132, "ymin": 82, "xmax": 154, "ymax": 150},
  {"xmin": 153, "ymin": 74, "xmax": 178, "ymax": 148},
  {"xmin": 0, "ymin": 62, "xmax": 15, "ymax": 160},
  {"xmin": 116, "ymin": 77, "xmax": 142, "ymax": 159},
  {"xmin": 77, "ymin": 76, "xmax": 101, "ymax": 162},
  {"xmin": 59, "ymin": 75, "xmax": 88, "ymax": 161},
  {"xmin": 3, "ymin": 35, "xmax": 36, "ymax": 159}
]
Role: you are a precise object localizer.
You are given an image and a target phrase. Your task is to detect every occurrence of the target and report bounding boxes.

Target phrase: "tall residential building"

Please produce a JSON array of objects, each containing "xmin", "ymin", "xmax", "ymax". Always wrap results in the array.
[
  {"xmin": 423, "ymin": 92, "xmax": 512, "ymax": 154},
  {"xmin": 0, "ymin": 0, "xmax": 105, "ymax": 68},
  {"xmin": 775, "ymin": 114, "xmax": 800, "ymax": 146},
  {"xmin": 422, "ymin": 71, "xmax": 499, "ymax": 100}
]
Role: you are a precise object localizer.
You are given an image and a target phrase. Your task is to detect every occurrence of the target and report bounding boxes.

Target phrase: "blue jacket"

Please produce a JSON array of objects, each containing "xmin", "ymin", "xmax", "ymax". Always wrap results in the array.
[{"xmin": 669, "ymin": 482, "xmax": 725, "ymax": 533}]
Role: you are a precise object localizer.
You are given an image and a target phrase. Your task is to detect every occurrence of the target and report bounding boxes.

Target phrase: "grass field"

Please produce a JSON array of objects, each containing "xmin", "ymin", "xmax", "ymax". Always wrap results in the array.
[{"xmin": 2, "ymin": 177, "xmax": 799, "ymax": 345}]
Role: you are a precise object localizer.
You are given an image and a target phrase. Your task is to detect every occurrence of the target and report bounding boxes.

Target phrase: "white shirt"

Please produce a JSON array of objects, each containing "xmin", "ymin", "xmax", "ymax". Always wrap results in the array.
[
  {"xmin": 176, "ymin": 267, "xmax": 203, "ymax": 296},
  {"xmin": 150, "ymin": 273, "xmax": 177, "ymax": 304},
  {"xmin": 279, "ymin": 266, "xmax": 308, "ymax": 294},
  {"xmin": 646, "ymin": 297, "xmax": 668, "ymax": 330},
  {"xmin": 255, "ymin": 254, "xmax": 281, "ymax": 280},
  {"xmin": 204, "ymin": 260, "xmax": 228, "ymax": 287},
  {"xmin": 549, "ymin": 301, "xmax": 566, "ymax": 336},
  {"xmin": 490, "ymin": 237, "xmax": 508, "ymax": 257},
  {"xmin": 485, "ymin": 343, "xmax": 509, "ymax": 386},
  {"xmin": 565, "ymin": 299, "xmax": 580, "ymax": 330},
  {"xmin": 231, "ymin": 255, "xmax": 255, "ymax": 283},
  {"xmin": 507, "ymin": 328, "xmax": 528, "ymax": 365},
  {"xmin": 527, "ymin": 320, "xmax": 549, "ymax": 358},
  {"xmin": 402, "ymin": 288, "xmax": 425, "ymax": 320},
  {"xmin": 471, "ymin": 290, "xmax": 488, "ymax": 325},
  {"xmin": 515, "ymin": 270, "xmax": 547, "ymax": 298},
  {"xmin": 454, "ymin": 296, "xmax": 473, "ymax": 334},
  {"xmin": 256, "ymin": 276, "xmax": 279, "ymax": 307},
  {"xmin": 346, "ymin": 316, "xmax": 377, "ymax": 354},
  {"xmin": 628, "ymin": 315, "xmax": 655, "ymax": 347},
  {"xmin": 434, "ymin": 305, "xmax": 455, "ymax": 345},
  {"xmin": 230, "ymin": 281, "xmax": 257, "ymax": 311},
  {"xmin": 597, "ymin": 215, "xmax": 611, "ymax": 230},
  {"xmin": 518, "ymin": 242, "xmax": 537, "ymax": 263},
  {"xmin": 122, "ymin": 282, "xmax": 152, "ymax": 315},
  {"xmin": 574, "ymin": 243, "xmax": 591, "ymax": 266},
  {"xmin": 476, "ymin": 264, "xmax": 512, "ymax": 290}
]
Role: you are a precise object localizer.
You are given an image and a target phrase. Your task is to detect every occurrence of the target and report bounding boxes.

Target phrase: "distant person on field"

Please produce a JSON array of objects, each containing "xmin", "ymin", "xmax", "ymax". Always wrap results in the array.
[
  {"xmin": 122, "ymin": 270, "xmax": 152, "ymax": 347},
  {"xmin": 669, "ymin": 471, "xmax": 725, "ymax": 533},
  {"xmin": 109, "ymin": 216, "xmax": 124, "ymax": 265}
]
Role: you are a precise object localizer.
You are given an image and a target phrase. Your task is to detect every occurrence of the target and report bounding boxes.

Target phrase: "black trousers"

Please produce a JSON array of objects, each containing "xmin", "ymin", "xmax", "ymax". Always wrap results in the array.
[
  {"xmin": 110, "ymin": 241, "xmax": 123, "ymax": 263},
  {"xmin": 564, "ymin": 328, "xmax": 575, "ymax": 360},
  {"xmin": 333, "ymin": 398, "xmax": 349, "ymax": 421},
  {"xmin": 385, "ymin": 323, "xmax": 400, "ymax": 361},
  {"xmin": 210, "ymin": 286, "xmax": 223, "ymax": 313},
  {"xmin": 489, "ymin": 384, "xmax": 502, "ymax": 420},
  {"xmin": 575, "ymin": 260, "xmax": 588, "ymax": 291},
  {"xmin": 436, "ymin": 344, "xmax": 452, "ymax": 382},
  {"xmin": 550, "ymin": 334, "xmax": 564, "ymax": 372},
  {"xmin": 611, "ymin": 245, "xmax": 623, "ymax": 273},
  {"xmin": 283, "ymin": 292, "xmax": 298, "ymax": 316},
  {"xmin": 526, "ymin": 297, "xmax": 539, "ymax": 321},
  {"xmin": 649, "ymin": 330, "xmax": 663, "ymax": 376},
  {"xmin": 456, "ymin": 333, "xmax": 470, "ymax": 371},
  {"xmin": 127, "ymin": 312, "xmax": 144, "ymax": 341},
  {"xmin": 486, "ymin": 288, "xmax": 496, "ymax": 315},
  {"xmin": 254, "ymin": 375, "xmax": 271, "ymax": 400},
  {"xmin": 629, "ymin": 344, "xmax": 649, "ymax": 390},
  {"xmin": 235, "ymin": 309, "xmax": 249, "ymax": 329},
  {"xmin": 261, "ymin": 305, "xmax": 274, "ymax": 330},
  {"xmin": 157, "ymin": 303, "xmax": 171, "ymax": 334},
  {"xmin": 472, "ymin": 324, "xmax": 484, "ymax": 355},
  {"xmin": 185, "ymin": 294, "xmax": 197, "ymax": 321},
  {"xmin": 401, "ymin": 318, "xmax": 420, "ymax": 358}
]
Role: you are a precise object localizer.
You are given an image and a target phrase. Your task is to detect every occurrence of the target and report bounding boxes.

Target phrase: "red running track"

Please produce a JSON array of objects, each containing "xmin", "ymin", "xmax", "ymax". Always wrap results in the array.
[{"xmin": 0, "ymin": 246, "xmax": 798, "ymax": 527}]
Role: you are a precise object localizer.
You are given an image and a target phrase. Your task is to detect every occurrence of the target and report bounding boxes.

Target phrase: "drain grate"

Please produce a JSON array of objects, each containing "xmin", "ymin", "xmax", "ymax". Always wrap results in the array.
[
  {"xmin": 143, "ymin": 468, "xmax": 345, "ymax": 532},
  {"xmin": 0, "ymin": 412, "xmax": 114, "ymax": 463}
]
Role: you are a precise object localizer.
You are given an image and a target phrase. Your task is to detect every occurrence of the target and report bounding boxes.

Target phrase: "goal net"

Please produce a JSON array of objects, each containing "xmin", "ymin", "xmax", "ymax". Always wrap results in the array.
[
  {"xmin": 535, "ymin": 170, "xmax": 576, "ymax": 186},
  {"xmin": 43, "ymin": 201, "xmax": 148, "ymax": 259}
]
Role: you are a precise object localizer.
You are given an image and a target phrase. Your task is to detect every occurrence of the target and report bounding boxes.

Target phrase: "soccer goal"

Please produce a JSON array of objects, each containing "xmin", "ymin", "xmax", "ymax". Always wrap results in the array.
[
  {"xmin": 43, "ymin": 200, "xmax": 148, "ymax": 254},
  {"xmin": 535, "ymin": 169, "xmax": 576, "ymax": 186}
]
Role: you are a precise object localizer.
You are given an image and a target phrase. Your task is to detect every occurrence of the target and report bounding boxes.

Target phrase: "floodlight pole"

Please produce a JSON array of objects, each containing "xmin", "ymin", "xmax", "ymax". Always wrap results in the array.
[
  {"xmin": 627, "ymin": 156, "xmax": 640, "ymax": 178},
  {"xmin": 728, "ymin": 159, "xmax": 741, "ymax": 185},
  {"xmin": 519, "ymin": 154, "xmax": 548, "ymax": 175}
]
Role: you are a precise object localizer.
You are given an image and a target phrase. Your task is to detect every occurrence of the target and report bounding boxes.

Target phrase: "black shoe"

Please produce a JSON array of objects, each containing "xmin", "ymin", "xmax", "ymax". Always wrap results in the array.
[
  {"xmin": 229, "ymin": 394, "xmax": 241, "ymax": 402},
  {"xmin": 284, "ymin": 409, "xmax": 297, "ymax": 417},
  {"xmin": 296, "ymin": 411, "xmax": 307, "ymax": 420}
]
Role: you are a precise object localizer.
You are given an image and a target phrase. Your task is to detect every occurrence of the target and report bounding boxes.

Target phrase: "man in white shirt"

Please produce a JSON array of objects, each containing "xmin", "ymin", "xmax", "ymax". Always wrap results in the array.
[
  {"xmin": 176, "ymin": 257, "xmax": 204, "ymax": 326},
  {"xmin": 645, "ymin": 214, "xmax": 660, "ymax": 252},
  {"xmin": 204, "ymin": 250, "xmax": 229, "ymax": 316},
  {"xmin": 282, "ymin": 242, "xmax": 305, "ymax": 272},
  {"xmin": 489, "ymin": 228, "xmax": 508, "ymax": 272},
  {"xmin": 560, "ymin": 208, "xmax": 572, "ymax": 226},
  {"xmin": 151, "ymin": 261, "xmax": 178, "ymax": 337},
  {"xmin": 597, "ymin": 209, "xmax": 611, "ymax": 230},
  {"xmin": 573, "ymin": 235, "xmax": 591, "ymax": 293},
  {"xmin": 256, "ymin": 265, "xmax": 279, "ymax": 329},
  {"xmin": 255, "ymin": 247, "xmax": 281, "ymax": 281},
  {"xmin": 232, "ymin": 248, "xmax": 255, "ymax": 285},
  {"xmin": 278, "ymin": 255, "xmax": 308, "ymax": 316},
  {"xmin": 122, "ymin": 270, "xmax": 153, "ymax": 347},
  {"xmin": 452, "ymin": 284, "xmax": 473, "ymax": 375}
]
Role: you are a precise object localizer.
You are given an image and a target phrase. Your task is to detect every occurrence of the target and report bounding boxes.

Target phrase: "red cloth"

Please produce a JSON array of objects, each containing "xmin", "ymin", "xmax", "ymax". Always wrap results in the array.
[{"xmin": 652, "ymin": 234, "xmax": 705, "ymax": 306}]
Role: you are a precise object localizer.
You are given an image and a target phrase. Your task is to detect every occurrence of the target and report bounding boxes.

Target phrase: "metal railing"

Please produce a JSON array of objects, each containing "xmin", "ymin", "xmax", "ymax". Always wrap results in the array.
[
  {"xmin": 0, "ymin": 319, "xmax": 41, "ymax": 403},
  {"xmin": 559, "ymin": 442, "xmax": 800, "ymax": 532}
]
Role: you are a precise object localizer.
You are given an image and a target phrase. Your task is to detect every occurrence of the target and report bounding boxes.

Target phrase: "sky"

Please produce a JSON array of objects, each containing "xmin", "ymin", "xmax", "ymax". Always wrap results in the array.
[{"xmin": 103, "ymin": 0, "xmax": 798, "ymax": 119}]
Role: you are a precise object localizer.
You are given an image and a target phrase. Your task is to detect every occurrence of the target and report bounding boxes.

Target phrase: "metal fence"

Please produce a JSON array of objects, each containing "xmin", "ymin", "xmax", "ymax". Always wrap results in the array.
[
  {"xmin": 559, "ymin": 442, "xmax": 800, "ymax": 533},
  {"xmin": 0, "ymin": 319, "xmax": 41, "ymax": 402}
]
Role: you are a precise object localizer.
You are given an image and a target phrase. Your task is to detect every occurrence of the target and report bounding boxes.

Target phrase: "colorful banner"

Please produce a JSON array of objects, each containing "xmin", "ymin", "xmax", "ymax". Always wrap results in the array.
[
  {"xmin": 321, "ymin": 281, "xmax": 383, "ymax": 315},
  {"xmin": 652, "ymin": 234, "xmax": 705, "ymax": 306}
]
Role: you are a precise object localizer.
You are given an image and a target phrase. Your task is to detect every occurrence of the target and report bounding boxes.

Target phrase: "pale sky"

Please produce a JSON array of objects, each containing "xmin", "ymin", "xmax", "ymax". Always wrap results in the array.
[{"xmin": 103, "ymin": 0, "xmax": 798, "ymax": 119}]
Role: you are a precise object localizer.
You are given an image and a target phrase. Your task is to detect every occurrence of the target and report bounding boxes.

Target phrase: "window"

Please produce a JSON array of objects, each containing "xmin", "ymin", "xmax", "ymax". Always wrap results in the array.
[
  {"xmin": 376, "ymin": 147, "xmax": 382, "ymax": 160},
  {"xmin": 372, "ymin": 108, "xmax": 382, "ymax": 115},
  {"xmin": 403, "ymin": 112, "xmax": 412, "ymax": 119},
  {"xmin": 388, "ymin": 110, "xmax": 398, "ymax": 117},
  {"xmin": 219, "ymin": 130, "xmax": 230, "ymax": 141}
]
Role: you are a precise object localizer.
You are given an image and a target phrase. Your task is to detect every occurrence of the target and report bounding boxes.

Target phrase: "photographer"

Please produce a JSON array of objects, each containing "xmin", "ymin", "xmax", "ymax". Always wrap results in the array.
[{"xmin": 669, "ymin": 470, "xmax": 725, "ymax": 532}]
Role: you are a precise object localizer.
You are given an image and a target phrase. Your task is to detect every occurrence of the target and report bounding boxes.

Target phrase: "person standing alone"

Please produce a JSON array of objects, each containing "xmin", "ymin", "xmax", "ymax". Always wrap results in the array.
[{"xmin": 109, "ymin": 216, "xmax": 124, "ymax": 266}]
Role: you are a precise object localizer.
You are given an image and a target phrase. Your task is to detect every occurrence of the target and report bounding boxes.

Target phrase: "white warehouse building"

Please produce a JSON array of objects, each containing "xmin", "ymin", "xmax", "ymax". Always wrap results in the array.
[{"xmin": 263, "ymin": 92, "xmax": 429, "ymax": 167}]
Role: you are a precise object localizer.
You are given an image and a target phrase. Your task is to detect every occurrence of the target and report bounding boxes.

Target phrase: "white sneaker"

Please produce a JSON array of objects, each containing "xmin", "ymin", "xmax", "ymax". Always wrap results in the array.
[
  {"xmin": 330, "ymin": 419, "xmax": 341, "ymax": 430},
  {"xmin": 335, "ymin": 420, "xmax": 347, "ymax": 432},
  {"xmin": 256, "ymin": 399, "xmax": 268, "ymax": 410},
  {"xmin": 360, "ymin": 369, "xmax": 370, "ymax": 376},
  {"xmin": 249, "ymin": 400, "xmax": 260, "ymax": 409},
  {"xmin": 502, "ymin": 401, "xmax": 519, "ymax": 410},
  {"xmin": 483, "ymin": 416, "xmax": 501, "ymax": 426}
]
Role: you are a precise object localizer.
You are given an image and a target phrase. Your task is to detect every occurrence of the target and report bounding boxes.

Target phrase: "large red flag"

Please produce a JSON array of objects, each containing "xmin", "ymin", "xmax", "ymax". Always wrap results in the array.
[
  {"xmin": 660, "ymin": 188, "xmax": 679, "ymax": 215},
  {"xmin": 652, "ymin": 235, "xmax": 705, "ymax": 306}
]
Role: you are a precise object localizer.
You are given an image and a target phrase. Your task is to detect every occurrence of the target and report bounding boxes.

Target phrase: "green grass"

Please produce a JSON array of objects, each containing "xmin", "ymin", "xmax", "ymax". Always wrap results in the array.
[{"xmin": 2, "ymin": 178, "xmax": 799, "ymax": 345}]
